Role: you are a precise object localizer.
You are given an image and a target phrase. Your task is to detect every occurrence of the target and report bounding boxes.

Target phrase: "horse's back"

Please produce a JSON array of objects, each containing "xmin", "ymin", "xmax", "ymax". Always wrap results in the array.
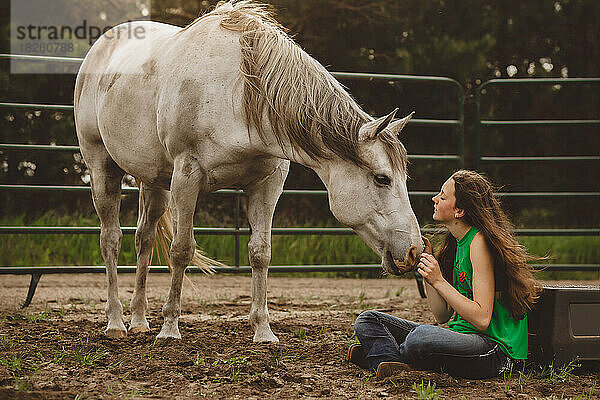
[{"xmin": 75, "ymin": 15, "xmax": 270, "ymax": 190}]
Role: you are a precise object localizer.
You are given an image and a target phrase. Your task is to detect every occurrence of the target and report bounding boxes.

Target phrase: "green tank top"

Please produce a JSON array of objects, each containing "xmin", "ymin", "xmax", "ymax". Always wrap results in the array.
[{"xmin": 447, "ymin": 227, "xmax": 528, "ymax": 359}]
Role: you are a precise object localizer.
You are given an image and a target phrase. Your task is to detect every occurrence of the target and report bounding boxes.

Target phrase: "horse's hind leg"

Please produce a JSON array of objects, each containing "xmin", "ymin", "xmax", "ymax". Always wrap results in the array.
[
  {"xmin": 246, "ymin": 160, "xmax": 290, "ymax": 343},
  {"xmin": 86, "ymin": 148, "xmax": 126, "ymax": 338},
  {"xmin": 129, "ymin": 184, "xmax": 170, "ymax": 333},
  {"xmin": 157, "ymin": 155, "xmax": 203, "ymax": 339}
]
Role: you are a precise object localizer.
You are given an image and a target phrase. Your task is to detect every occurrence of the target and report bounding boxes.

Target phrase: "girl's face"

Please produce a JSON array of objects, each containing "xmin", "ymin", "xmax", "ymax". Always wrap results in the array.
[{"xmin": 432, "ymin": 178, "xmax": 460, "ymax": 223}]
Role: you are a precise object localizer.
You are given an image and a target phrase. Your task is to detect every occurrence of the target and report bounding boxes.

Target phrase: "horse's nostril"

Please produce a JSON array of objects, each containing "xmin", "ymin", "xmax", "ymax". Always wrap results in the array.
[{"xmin": 406, "ymin": 245, "xmax": 418, "ymax": 266}]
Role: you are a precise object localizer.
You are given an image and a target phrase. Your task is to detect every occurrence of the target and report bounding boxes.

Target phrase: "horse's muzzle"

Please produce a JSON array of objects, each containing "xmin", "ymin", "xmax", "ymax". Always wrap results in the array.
[{"xmin": 388, "ymin": 245, "xmax": 419, "ymax": 275}]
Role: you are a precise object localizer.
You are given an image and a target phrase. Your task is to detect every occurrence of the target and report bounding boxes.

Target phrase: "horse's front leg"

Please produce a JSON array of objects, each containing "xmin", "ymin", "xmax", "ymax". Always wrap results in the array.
[
  {"xmin": 156, "ymin": 156, "xmax": 203, "ymax": 339},
  {"xmin": 246, "ymin": 160, "xmax": 290, "ymax": 343}
]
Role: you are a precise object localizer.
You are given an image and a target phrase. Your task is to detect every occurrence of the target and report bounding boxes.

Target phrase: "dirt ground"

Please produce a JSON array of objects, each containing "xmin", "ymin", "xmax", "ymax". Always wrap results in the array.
[{"xmin": 0, "ymin": 273, "xmax": 598, "ymax": 399}]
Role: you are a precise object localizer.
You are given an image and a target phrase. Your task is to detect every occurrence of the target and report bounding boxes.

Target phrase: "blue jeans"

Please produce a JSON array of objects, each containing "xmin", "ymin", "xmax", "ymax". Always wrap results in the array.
[{"xmin": 354, "ymin": 310, "xmax": 512, "ymax": 379}]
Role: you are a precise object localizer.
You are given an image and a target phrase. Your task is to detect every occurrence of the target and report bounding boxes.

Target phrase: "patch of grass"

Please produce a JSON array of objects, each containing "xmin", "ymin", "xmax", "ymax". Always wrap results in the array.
[
  {"xmin": 581, "ymin": 380, "xmax": 597, "ymax": 400},
  {"xmin": 1, "ymin": 213, "xmax": 597, "ymax": 279},
  {"xmin": 270, "ymin": 346, "xmax": 293, "ymax": 368},
  {"xmin": 125, "ymin": 389, "xmax": 148, "ymax": 398},
  {"xmin": 324, "ymin": 304, "xmax": 336, "ymax": 319},
  {"xmin": 360, "ymin": 371, "xmax": 374, "ymax": 388},
  {"xmin": 343, "ymin": 326, "xmax": 356, "ymax": 341},
  {"xmin": 26, "ymin": 310, "xmax": 51, "ymax": 323},
  {"xmin": 572, "ymin": 381, "xmax": 598, "ymax": 400},
  {"xmin": 8, "ymin": 311, "xmax": 51, "ymax": 323},
  {"xmin": 54, "ymin": 307, "xmax": 66, "ymax": 318},
  {"xmin": 140, "ymin": 338, "xmax": 157, "ymax": 361},
  {"xmin": 318, "ymin": 326, "xmax": 327, "ymax": 337},
  {"xmin": 194, "ymin": 353, "xmax": 205, "ymax": 366},
  {"xmin": 106, "ymin": 357, "xmax": 127, "ymax": 370},
  {"xmin": 522, "ymin": 236, "xmax": 600, "ymax": 280},
  {"xmin": 52, "ymin": 347, "xmax": 68, "ymax": 365},
  {"xmin": 412, "ymin": 380, "xmax": 442, "ymax": 400},
  {"xmin": 118, "ymin": 371, "xmax": 132, "ymax": 384},
  {"xmin": 293, "ymin": 328, "xmax": 308, "ymax": 340},
  {"xmin": 395, "ymin": 287, "xmax": 406, "ymax": 297},
  {"xmin": 539, "ymin": 358, "xmax": 580, "ymax": 383},
  {"xmin": 197, "ymin": 298, "xmax": 209, "ymax": 308},
  {"xmin": 0, "ymin": 335, "xmax": 15, "ymax": 349},
  {"xmin": 358, "ymin": 290, "xmax": 366, "ymax": 303},
  {"xmin": 15, "ymin": 377, "xmax": 33, "ymax": 392},
  {"xmin": 348, "ymin": 335, "xmax": 360, "ymax": 346},
  {"xmin": 358, "ymin": 290, "xmax": 369, "ymax": 309},
  {"xmin": 517, "ymin": 367, "xmax": 533, "ymax": 392},
  {"xmin": 83, "ymin": 297, "xmax": 97, "ymax": 306},
  {"xmin": 503, "ymin": 362, "xmax": 514, "ymax": 393},
  {"xmin": 72, "ymin": 338, "xmax": 108, "ymax": 366},
  {"xmin": 0, "ymin": 354, "xmax": 23, "ymax": 374},
  {"xmin": 226, "ymin": 356, "xmax": 250, "ymax": 382}
]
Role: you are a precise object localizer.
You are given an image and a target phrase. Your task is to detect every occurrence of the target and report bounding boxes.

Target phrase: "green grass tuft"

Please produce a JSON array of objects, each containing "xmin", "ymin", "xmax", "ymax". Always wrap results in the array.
[{"xmin": 412, "ymin": 380, "xmax": 442, "ymax": 399}]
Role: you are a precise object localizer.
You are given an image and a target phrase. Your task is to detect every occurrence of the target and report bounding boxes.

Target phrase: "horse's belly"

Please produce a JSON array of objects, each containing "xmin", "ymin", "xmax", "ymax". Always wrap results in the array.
[
  {"xmin": 106, "ymin": 145, "xmax": 173, "ymax": 188},
  {"xmin": 100, "ymin": 116, "xmax": 173, "ymax": 188}
]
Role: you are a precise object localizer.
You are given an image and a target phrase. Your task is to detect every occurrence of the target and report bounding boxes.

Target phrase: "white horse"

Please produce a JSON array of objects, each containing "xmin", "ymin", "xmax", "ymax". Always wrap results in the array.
[{"xmin": 74, "ymin": 1, "xmax": 423, "ymax": 342}]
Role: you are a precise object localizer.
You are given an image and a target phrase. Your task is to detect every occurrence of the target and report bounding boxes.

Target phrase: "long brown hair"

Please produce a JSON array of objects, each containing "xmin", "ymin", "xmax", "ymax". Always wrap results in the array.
[{"xmin": 436, "ymin": 170, "xmax": 542, "ymax": 320}]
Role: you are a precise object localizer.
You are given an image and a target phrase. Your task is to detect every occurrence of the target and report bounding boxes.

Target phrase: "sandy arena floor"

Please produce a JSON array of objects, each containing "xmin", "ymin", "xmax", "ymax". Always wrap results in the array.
[{"xmin": 0, "ymin": 274, "xmax": 598, "ymax": 399}]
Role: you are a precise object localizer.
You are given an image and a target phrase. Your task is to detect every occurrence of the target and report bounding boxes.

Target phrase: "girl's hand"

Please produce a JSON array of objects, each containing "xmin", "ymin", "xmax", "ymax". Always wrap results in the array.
[
  {"xmin": 417, "ymin": 253, "xmax": 444, "ymax": 286},
  {"xmin": 422, "ymin": 236, "xmax": 432, "ymax": 254}
]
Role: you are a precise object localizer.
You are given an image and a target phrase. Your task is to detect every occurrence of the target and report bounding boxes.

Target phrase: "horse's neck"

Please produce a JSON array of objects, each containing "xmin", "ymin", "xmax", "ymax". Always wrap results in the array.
[
  {"xmin": 255, "ymin": 132, "xmax": 319, "ymax": 169},
  {"xmin": 249, "ymin": 128, "xmax": 332, "ymax": 189}
]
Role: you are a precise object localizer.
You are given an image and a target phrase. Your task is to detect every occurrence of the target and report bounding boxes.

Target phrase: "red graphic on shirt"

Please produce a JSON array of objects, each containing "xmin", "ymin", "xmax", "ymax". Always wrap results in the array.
[{"xmin": 459, "ymin": 271, "xmax": 467, "ymax": 283}]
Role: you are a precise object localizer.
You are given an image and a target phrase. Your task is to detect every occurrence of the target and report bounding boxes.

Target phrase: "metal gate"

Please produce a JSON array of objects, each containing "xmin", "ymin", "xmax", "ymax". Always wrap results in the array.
[{"xmin": 1, "ymin": 54, "xmax": 598, "ymax": 308}]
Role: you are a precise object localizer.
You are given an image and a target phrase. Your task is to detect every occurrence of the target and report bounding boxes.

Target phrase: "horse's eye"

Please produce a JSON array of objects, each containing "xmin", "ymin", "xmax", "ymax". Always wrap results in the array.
[{"xmin": 374, "ymin": 174, "xmax": 391, "ymax": 186}]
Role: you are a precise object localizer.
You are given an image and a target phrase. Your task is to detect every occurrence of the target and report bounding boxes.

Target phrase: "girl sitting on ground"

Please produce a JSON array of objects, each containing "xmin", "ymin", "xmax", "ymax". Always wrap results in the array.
[{"xmin": 349, "ymin": 170, "xmax": 541, "ymax": 379}]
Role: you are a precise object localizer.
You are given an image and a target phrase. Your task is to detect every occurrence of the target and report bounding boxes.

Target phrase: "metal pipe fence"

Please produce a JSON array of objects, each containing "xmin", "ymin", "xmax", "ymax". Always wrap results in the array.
[
  {"xmin": 475, "ymin": 78, "xmax": 600, "ymax": 169},
  {"xmin": 1, "ymin": 54, "xmax": 598, "ymax": 307},
  {"xmin": 471, "ymin": 77, "xmax": 600, "ymax": 279}
]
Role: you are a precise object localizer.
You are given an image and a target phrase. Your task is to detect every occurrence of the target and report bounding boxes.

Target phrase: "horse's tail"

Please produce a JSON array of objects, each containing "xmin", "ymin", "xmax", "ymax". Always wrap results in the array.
[
  {"xmin": 133, "ymin": 178, "xmax": 221, "ymax": 274},
  {"xmin": 154, "ymin": 207, "xmax": 221, "ymax": 275}
]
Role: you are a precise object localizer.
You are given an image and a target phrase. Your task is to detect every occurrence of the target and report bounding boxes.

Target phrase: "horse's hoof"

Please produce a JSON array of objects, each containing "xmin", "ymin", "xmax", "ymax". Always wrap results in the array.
[
  {"xmin": 128, "ymin": 326, "xmax": 150, "ymax": 334},
  {"xmin": 253, "ymin": 331, "xmax": 279, "ymax": 343},
  {"xmin": 105, "ymin": 328, "xmax": 127, "ymax": 338},
  {"xmin": 156, "ymin": 328, "xmax": 182, "ymax": 340},
  {"xmin": 156, "ymin": 333, "xmax": 182, "ymax": 340}
]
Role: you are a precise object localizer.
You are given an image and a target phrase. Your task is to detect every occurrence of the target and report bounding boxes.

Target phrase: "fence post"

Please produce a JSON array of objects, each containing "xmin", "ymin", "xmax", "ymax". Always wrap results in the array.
[
  {"xmin": 234, "ymin": 191, "xmax": 241, "ymax": 269},
  {"xmin": 457, "ymin": 88, "xmax": 465, "ymax": 168},
  {"xmin": 474, "ymin": 82, "xmax": 485, "ymax": 171}
]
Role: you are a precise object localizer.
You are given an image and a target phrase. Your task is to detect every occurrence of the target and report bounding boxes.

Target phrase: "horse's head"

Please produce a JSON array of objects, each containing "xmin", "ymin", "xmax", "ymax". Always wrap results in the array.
[{"xmin": 316, "ymin": 109, "xmax": 423, "ymax": 275}]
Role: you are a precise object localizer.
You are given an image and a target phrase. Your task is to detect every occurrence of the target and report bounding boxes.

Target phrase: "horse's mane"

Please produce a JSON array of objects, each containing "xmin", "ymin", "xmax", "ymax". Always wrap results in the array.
[{"xmin": 187, "ymin": 1, "xmax": 406, "ymax": 171}]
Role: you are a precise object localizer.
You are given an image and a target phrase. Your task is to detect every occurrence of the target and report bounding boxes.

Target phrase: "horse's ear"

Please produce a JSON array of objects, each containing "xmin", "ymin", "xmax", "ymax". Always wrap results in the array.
[
  {"xmin": 358, "ymin": 108, "xmax": 398, "ymax": 141},
  {"xmin": 389, "ymin": 111, "xmax": 415, "ymax": 137}
]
